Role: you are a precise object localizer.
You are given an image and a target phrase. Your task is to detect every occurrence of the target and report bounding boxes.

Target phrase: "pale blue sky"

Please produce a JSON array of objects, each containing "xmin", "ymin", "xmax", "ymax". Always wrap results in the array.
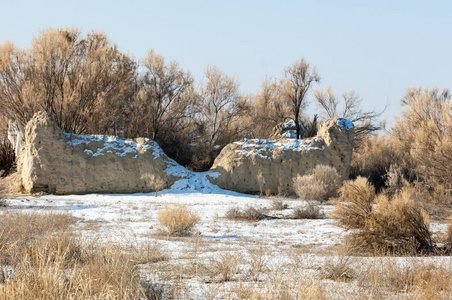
[{"xmin": 1, "ymin": 0, "xmax": 451, "ymax": 128}]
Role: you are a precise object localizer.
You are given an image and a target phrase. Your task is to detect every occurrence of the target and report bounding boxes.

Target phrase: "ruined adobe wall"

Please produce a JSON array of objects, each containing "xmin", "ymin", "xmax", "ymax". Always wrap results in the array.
[
  {"xmin": 18, "ymin": 112, "xmax": 354, "ymax": 195},
  {"xmin": 18, "ymin": 112, "xmax": 181, "ymax": 194},
  {"xmin": 208, "ymin": 118, "xmax": 354, "ymax": 195}
]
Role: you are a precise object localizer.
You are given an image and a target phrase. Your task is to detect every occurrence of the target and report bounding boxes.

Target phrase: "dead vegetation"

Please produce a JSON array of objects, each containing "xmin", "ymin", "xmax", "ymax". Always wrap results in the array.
[
  {"xmin": 157, "ymin": 205, "xmax": 199, "ymax": 237},
  {"xmin": 271, "ymin": 199, "xmax": 289, "ymax": 210},
  {"xmin": 0, "ymin": 209, "xmax": 169, "ymax": 299},
  {"xmin": 332, "ymin": 177, "xmax": 434, "ymax": 254},
  {"xmin": 293, "ymin": 165, "xmax": 341, "ymax": 201},
  {"xmin": 225, "ymin": 205, "xmax": 268, "ymax": 221}
]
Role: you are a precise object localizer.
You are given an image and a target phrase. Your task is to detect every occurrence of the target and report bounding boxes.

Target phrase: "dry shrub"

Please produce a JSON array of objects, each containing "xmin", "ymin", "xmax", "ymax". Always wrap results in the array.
[
  {"xmin": 271, "ymin": 199, "xmax": 288, "ymax": 210},
  {"xmin": 291, "ymin": 202, "xmax": 322, "ymax": 219},
  {"xmin": 331, "ymin": 176, "xmax": 375, "ymax": 230},
  {"xmin": 130, "ymin": 242, "xmax": 169, "ymax": 264},
  {"xmin": 157, "ymin": 205, "xmax": 199, "ymax": 237},
  {"xmin": 225, "ymin": 205, "xmax": 267, "ymax": 221},
  {"xmin": 0, "ymin": 138, "xmax": 15, "ymax": 178},
  {"xmin": 365, "ymin": 189, "xmax": 432, "ymax": 252},
  {"xmin": 246, "ymin": 247, "xmax": 269, "ymax": 282},
  {"xmin": 350, "ymin": 135, "xmax": 398, "ymax": 191},
  {"xmin": 332, "ymin": 177, "xmax": 433, "ymax": 254},
  {"xmin": 410, "ymin": 180, "xmax": 452, "ymax": 218},
  {"xmin": 393, "ymin": 87, "xmax": 452, "ymax": 190},
  {"xmin": 208, "ymin": 252, "xmax": 240, "ymax": 282},
  {"xmin": 293, "ymin": 165, "xmax": 341, "ymax": 201},
  {"xmin": 23, "ymin": 231, "xmax": 83, "ymax": 268}
]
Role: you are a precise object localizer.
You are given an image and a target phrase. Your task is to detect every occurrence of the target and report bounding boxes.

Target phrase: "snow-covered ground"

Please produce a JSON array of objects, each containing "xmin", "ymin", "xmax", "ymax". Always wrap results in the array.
[{"xmin": 4, "ymin": 171, "xmax": 452, "ymax": 299}]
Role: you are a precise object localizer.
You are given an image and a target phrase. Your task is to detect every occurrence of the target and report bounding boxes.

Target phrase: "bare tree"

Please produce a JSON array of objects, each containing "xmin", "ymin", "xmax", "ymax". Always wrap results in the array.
[
  {"xmin": 132, "ymin": 49, "xmax": 194, "ymax": 142},
  {"xmin": 314, "ymin": 85, "xmax": 385, "ymax": 146},
  {"xmin": 197, "ymin": 65, "xmax": 247, "ymax": 147},
  {"xmin": 249, "ymin": 77, "xmax": 292, "ymax": 138},
  {"xmin": 283, "ymin": 59, "xmax": 320, "ymax": 139},
  {"xmin": 0, "ymin": 28, "xmax": 137, "ymax": 135}
]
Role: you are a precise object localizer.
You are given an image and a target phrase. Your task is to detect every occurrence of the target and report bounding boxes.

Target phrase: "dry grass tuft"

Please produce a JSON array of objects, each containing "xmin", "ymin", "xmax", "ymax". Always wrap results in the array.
[
  {"xmin": 293, "ymin": 165, "xmax": 341, "ymax": 201},
  {"xmin": 271, "ymin": 199, "xmax": 288, "ymax": 211},
  {"xmin": 225, "ymin": 206, "xmax": 268, "ymax": 221},
  {"xmin": 157, "ymin": 205, "xmax": 199, "ymax": 237},
  {"xmin": 208, "ymin": 252, "xmax": 240, "ymax": 283},
  {"xmin": 291, "ymin": 202, "xmax": 322, "ymax": 219},
  {"xmin": 320, "ymin": 255, "xmax": 355, "ymax": 282}
]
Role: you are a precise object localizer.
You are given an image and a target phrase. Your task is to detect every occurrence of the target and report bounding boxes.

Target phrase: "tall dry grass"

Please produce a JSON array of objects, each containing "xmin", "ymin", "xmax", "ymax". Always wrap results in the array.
[
  {"xmin": 358, "ymin": 259, "xmax": 452, "ymax": 299},
  {"xmin": 0, "ymin": 209, "xmax": 168, "ymax": 299}
]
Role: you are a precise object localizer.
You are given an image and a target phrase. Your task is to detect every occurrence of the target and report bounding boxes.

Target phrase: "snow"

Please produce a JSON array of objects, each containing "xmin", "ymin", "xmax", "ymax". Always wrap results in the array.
[
  {"xmin": 5, "ymin": 185, "xmax": 452, "ymax": 299},
  {"xmin": 62, "ymin": 133, "xmax": 164, "ymax": 158},
  {"xmin": 281, "ymin": 130, "xmax": 297, "ymax": 138},
  {"xmin": 337, "ymin": 118, "xmax": 354, "ymax": 130},
  {"xmin": 234, "ymin": 138, "xmax": 325, "ymax": 160},
  {"xmin": 282, "ymin": 119, "xmax": 296, "ymax": 129}
]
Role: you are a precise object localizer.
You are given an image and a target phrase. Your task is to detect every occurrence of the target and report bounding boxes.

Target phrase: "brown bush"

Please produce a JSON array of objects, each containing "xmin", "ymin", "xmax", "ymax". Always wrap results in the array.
[
  {"xmin": 291, "ymin": 202, "xmax": 322, "ymax": 219},
  {"xmin": 293, "ymin": 165, "xmax": 341, "ymax": 201},
  {"xmin": 331, "ymin": 176, "xmax": 375, "ymax": 230},
  {"xmin": 320, "ymin": 255, "xmax": 355, "ymax": 282},
  {"xmin": 225, "ymin": 206, "xmax": 268, "ymax": 221},
  {"xmin": 271, "ymin": 199, "xmax": 288, "ymax": 211},
  {"xmin": 157, "ymin": 205, "xmax": 199, "ymax": 237},
  {"xmin": 361, "ymin": 188, "xmax": 432, "ymax": 253},
  {"xmin": 332, "ymin": 177, "xmax": 433, "ymax": 254},
  {"xmin": 393, "ymin": 87, "xmax": 452, "ymax": 190},
  {"xmin": 349, "ymin": 135, "xmax": 403, "ymax": 191}
]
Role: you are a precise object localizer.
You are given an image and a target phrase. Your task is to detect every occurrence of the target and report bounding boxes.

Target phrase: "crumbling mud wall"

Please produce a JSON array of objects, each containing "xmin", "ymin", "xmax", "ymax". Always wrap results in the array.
[
  {"xmin": 18, "ymin": 112, "xmax": 181, "ymax": 194},
  {"xmin": 208, "ymin": 118, "xmax": 354, "ymax": 195},
  {"xmin": 18, "ymin": 112, "xmax": 354, "ymax": 195}
]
